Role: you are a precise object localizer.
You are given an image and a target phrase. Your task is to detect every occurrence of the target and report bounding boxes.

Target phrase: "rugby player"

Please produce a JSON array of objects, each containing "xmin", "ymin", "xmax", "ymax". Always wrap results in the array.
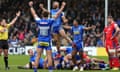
[
  {"xmin": 39, "ymin": 1, "xmax": 72, "ymax": 55},
  {"xmin": 63, "ymin": 19, "xmax": 95, "ymax": 71},
  {"xmin": 103, "ymin": 16, "xmax": 120, "ymax": 70},
  {"xmin": 18, "ymin": 49, "xmax": 46, "ymax": 69},
  {"xmin": 29, "ymin": 1, "xmax": 66, "ymax": 72}
]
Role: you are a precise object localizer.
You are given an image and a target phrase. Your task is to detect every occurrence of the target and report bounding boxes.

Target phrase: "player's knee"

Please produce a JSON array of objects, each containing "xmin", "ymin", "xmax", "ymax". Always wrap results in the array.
[{"xmin": 55, "ymin": 40, "xmax": 61, "ymax": 46}]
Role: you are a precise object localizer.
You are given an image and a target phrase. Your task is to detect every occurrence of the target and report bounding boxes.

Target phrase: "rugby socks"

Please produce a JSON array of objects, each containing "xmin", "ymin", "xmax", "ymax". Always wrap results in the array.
[
  {"xmin": 56, "ymin": 64, "xmax": 61, "ymax": 69},
  {"xmin": 33, "ymin": 67, "xmax": 37, "ymax": 72},
  {"xmin": 99, "ymin": 63, "xmax": 105, "ymax": 68},
  {"xmin": 110, "ymin": 57, "xmax": 120, "ymax": 68},
  {"xmin": 48, "ymin": 66, "xmax": 53, "ymax": 72},
  {"xmin": 66, "ymin": 62, "xmax": 70, "ymax": 68},
  {"xmin": 4, "ymin": 57, "xmax": 8, "ymax": 68}
]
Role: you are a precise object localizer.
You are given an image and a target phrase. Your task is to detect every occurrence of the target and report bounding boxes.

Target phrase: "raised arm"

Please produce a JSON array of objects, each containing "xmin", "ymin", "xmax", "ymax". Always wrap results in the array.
[
  {"xmin": 84, "ymin": 25, "xmax": 96, "ymax": 30},
  {"xmin": 54, "ymin": 2, "xmax": 66, "ymax": 19},
  {"xmin": 9, "ymin": 11, "xmax": 21, "ymax": 25},
  {"xmin": 29, "ymin": 1, "xmax": 39, "ymax": 19},
  {"xmin": 63, "ymin": 25, "xmax": 72, "ymax": 30},
  {"xmin": 39, "ymin": 4, "xmax": 48, "ymax": 12}
]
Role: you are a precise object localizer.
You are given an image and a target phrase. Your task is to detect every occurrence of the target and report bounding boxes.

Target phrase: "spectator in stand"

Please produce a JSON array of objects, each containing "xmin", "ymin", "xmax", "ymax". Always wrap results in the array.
[
  {"xmin": 0, "ymin": 0, "xmax": 120, "ymax": 47},
  {"xmin": 9, "ymin": 36, "xmax": 19, "ymax": 47}
]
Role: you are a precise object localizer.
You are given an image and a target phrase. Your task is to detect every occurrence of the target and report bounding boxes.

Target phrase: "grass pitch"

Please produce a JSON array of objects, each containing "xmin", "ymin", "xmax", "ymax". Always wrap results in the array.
[{"xmin": 0, "ymin": 55, "xmax": 119, "ymax": 72}]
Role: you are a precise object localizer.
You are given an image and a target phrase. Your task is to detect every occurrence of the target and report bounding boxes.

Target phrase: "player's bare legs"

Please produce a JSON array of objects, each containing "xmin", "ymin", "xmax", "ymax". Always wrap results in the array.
[
  {"xmin": 53, "ymin": 33, "xmax": 61, "ymax": 53},
  {"xmin": 59, "ymin": 29, "xmax": 72, "ymax": 44},
  {"xmin": 72, "ymin": 49, "xmax": 78, "ymax": 71},
  {"xmin": 79, "ymin": 50, "xmax": 84, "ymax": 71},
  {"xmin": 34, "ymin": 48, "xmax": 42, "ymax": 72},
  {"xmin": 46, "ymin": 50, "xmax": 53, "ymax": 72}
]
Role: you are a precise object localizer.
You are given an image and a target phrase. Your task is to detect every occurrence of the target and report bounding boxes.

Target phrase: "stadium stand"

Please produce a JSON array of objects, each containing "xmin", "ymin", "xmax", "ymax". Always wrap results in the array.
[{"xmin": 0, "ymin": 0, "xmax": 120, "ymax": 47}]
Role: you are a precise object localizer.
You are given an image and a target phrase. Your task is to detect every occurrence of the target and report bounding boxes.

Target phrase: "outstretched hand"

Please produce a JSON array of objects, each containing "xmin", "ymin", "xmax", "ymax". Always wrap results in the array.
[
  {"xmin": 39, "ymin": 3, "xmax": 44, "ymax": 8},
  {"xmin": 16, "ymin": 11, "xmax": 21, "ymax": 17},
  {"xmin": 62, "ymin": 2, "xmax": 66, "ymax": 7},
  {"xmin": 29, "ymin": 1, "xmax": 33, "ymax": 7}
]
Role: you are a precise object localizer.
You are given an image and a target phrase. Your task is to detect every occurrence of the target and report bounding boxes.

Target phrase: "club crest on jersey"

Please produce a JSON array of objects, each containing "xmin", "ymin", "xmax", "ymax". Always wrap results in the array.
[{"xmin": 73, "ymin": 31, "xmax": 80, "ymax": 34}]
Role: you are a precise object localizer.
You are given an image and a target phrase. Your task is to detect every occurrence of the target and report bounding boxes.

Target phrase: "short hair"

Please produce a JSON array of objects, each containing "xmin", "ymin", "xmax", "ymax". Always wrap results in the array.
[
  {"xmin": 28, "ymin": 49, "xmax": 31, "ymax": 53},
  {"xmin": 74, "ymin": 19, "xmax": 80, "ymax": 24},
  {"xmin": 42, "ymin": 11, "xmax": 50, "ymax": 17},
  {"xmin": 53, "ymin": 1, "xmax": 59, "ymax": 4},
  {"xmin": 107, "ymin": 15, "xmax": 113, "ymax": 19}
]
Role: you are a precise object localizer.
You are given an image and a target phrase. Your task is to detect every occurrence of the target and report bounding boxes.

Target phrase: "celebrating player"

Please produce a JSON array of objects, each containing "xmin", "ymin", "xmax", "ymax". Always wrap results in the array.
[
  {"xmin": 63, "ymin": 19, "xmax": 95, "ymax": 71},
  {"xmin": 29, "ymin": 1, "xmax": 66, "ymax": 72},
  {"xmin": 40, "ymin": 1, "xmax": 72, "ymax": 55},
  {"xmin": 0, "ymin": 11, "xmax": 21, "ymax": 70},
  {"xmin": 103, "ymin": 16, "xmax": 120, "ymax": 70}
]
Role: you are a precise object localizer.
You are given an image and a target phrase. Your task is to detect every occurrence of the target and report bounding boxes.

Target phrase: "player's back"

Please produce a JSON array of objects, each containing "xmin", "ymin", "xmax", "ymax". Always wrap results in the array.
[
  {"xmin": 72, "ymin": 25, "xmax": 84, "ymax": 43},
  {"xmin": 50, "ymin": 9, "xmax": 63, "ymax": 27},
  {"xmin": 35, "ymin": 18, "xmax": 54, "ymax": 42}
]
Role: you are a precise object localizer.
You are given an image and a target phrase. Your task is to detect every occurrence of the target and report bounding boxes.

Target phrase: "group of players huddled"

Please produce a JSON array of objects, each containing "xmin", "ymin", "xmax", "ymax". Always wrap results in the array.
[
  {"xmin": 18, "ymin": 48, "xmax": 109, "ymax": 71},
  {"xmin": 0, "ymin": 0, "xmax": 120, "ymax": 72}
]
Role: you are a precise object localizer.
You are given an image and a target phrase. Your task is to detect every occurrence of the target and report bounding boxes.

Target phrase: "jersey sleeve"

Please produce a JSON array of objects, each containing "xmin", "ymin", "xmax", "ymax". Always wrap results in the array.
[
  {"xmin": 35, "ymin": 17, "xmax": 41, "ymax": 24},
  {"xmin": 7, "ymin": 24, "xmax": 11, "ymax": 28},
  {"xmin": 61, "ymin": 12, "xmax": 64, "ymax": 16},
  {"xmin": 49, "ymin": 18, "xmax": 55, "ymax": 25},
  {"xmin": 69, "ymin": 26, "xmax": 73, "ymax": 34},
  {"xmin": 82, "ymin": 25, "xmax": 85, "ymax": 30}
]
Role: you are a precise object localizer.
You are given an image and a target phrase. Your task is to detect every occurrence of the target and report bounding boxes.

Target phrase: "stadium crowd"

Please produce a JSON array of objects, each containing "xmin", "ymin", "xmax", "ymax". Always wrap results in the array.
[{"xmin": 0, "ymin": 0, "xmax": 120, "ymax": 47}]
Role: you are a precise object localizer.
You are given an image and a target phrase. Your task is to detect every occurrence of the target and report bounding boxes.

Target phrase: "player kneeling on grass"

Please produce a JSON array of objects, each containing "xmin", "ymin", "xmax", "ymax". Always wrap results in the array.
[
  {"xmin": 18, "ymin": 49, "xmax": 46, "ymax": 69},
  {"xmin": 29, "ymin": 1, "xmax": 66, "ymax": 72},
  {"xmin": 60, "ymin": 47, "xmax": 73, "ymax": 69}
]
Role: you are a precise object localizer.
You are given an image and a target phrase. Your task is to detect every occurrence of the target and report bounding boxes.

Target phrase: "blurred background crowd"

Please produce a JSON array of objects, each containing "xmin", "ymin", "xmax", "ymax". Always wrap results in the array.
[{"xmin": 0, "ymin": 0, "xmax": 120, "ymax": 47}]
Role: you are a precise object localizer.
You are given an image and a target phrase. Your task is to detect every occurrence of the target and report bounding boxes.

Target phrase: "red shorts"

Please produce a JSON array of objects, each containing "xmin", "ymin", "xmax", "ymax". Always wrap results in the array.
[{"xmin": 105, "ymin": 39, "xmax": 119, "ymax": 52}]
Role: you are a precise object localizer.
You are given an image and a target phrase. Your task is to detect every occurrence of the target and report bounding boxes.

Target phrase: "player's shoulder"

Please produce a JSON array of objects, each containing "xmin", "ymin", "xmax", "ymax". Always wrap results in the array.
[
  {"xmin": 103, "ymin": 27, "xmax": 108, "ymax": 32},
  {"xmin": 48, "ymin": 18, "xmax": 55, "ymax": 22},
  {"xmin": 35, "ymin": 17, "xmax": 41, "ymax": 21},
  {"xmin": 50, "ymin": 9, "xmax": 58, "ymax": 12},
  {"xmin": 79, "ymin": 25, "xmax": 84, "ymax": 28}
]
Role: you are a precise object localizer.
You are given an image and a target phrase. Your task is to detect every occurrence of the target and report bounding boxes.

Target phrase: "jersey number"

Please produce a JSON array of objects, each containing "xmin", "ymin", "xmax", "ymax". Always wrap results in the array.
[
  {"xmin": 39, "ymin": 26, "xmax": 50, "ymax": 36},
  {"xmin": 40, "ymin": 29, "xmax": 48, "ymax": 36}
]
